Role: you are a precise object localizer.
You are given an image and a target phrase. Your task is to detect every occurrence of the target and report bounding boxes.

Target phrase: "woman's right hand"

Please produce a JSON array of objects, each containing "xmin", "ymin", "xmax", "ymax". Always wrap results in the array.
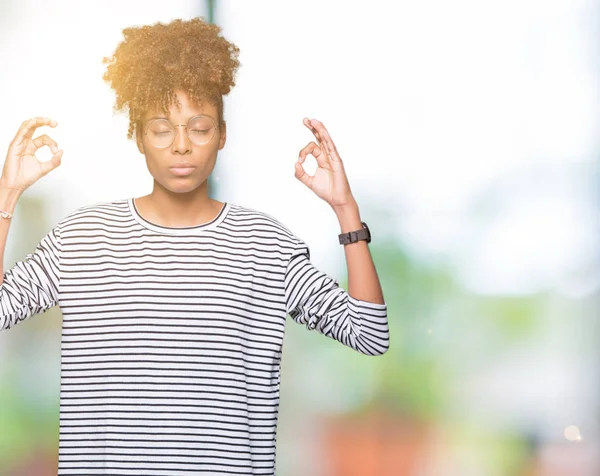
[{"xmin": 1, "ymin": 117, "xmax": 63, "ymax": 193}]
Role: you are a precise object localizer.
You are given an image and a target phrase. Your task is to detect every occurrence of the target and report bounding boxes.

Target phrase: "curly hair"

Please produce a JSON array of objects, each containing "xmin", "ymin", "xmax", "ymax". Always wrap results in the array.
[{"xmin": 102, "ymin": 17, "xmax": 241, "ymax": 140}]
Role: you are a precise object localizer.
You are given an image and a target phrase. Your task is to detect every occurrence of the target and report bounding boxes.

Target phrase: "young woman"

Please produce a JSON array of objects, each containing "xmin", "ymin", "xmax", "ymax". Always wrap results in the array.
[{"xmin": 0, "ymin": 17, "xmax": 389, "ymax": 476}]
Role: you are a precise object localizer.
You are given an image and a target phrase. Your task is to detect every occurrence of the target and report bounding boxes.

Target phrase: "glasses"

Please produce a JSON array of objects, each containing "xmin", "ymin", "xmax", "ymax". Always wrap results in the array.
[{"xmin": 144, "ymin": 115, "xmax": 217, "ymax": 148}]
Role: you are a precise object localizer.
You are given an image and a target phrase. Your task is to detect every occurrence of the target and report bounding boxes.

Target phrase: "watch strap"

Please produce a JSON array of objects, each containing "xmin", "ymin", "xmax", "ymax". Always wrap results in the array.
[{"xmin": 338, "ymin": 222, "xmax": 371, "ymax": 245}]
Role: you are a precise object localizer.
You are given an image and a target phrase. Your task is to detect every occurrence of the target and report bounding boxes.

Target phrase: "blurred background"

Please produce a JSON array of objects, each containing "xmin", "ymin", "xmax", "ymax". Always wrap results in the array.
[{"xmin": 0, "ymin": 0, "xmax": 598, "ymax": 475}]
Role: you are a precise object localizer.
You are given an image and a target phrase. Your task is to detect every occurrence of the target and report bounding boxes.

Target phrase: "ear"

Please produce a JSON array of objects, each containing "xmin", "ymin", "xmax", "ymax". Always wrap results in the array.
[
  {"xmin": 135, "ymin": 123, "xmax": 145, "ymax": 154},
  {"xmin": 218, "ymin": 121, "xmax": 227, "ymax": 151}
]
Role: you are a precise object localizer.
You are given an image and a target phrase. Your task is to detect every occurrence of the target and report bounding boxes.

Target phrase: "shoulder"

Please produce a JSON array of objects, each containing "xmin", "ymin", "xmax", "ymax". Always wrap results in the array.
[
  {"xmin": 55, "ymin": 197, "xmax": 130, "ymax": 230},
  {"xmin": 226, "ymin": 202, "xmax": 299, "ymax": 243}
]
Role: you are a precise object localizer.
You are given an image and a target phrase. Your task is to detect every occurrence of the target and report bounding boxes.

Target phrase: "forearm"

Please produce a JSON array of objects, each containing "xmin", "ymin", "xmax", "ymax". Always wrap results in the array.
[
  {"xmin": 334, "ymin": 200, "xmax": 385, "ymax": 305},
  {"xmin": 0, "ymin": 182, "xmax": 21, "ymax": 286}
]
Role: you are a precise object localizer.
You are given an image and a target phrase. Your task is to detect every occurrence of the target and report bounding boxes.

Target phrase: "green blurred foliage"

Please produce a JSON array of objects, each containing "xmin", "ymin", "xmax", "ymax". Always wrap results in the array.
[
  {"xmin": 472, "ymin": 295, "xmax": 542, "ymax": 340},
  {"xmin": 344, "ymin": 238, "xmax": 455, "ymax": 421},
  {"xmin": 0, "ymin": 196, "xmax": 60, "ymax": 470},
  {"xmin": 441, "ymin": 421, "xmax": 535, "ymax": 476},
  {"xmin": 328, "ymin": 235, "xmax": 545, "ymax": 423}
]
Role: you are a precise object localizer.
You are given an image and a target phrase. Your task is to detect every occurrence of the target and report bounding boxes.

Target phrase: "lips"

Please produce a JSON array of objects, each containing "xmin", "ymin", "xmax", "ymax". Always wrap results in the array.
[{"xmin": 170, "ymin": 163, "xmax": 196, "ymax": 176}]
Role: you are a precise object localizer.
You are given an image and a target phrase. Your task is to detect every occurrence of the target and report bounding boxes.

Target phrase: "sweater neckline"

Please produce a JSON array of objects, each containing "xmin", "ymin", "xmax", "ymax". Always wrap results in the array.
[{"xmin": 128, "ymin": 197, "xmax": 230, "ymax": 235}]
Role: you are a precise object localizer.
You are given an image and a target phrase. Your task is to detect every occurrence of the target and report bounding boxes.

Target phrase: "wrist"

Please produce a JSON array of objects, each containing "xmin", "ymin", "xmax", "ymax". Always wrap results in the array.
[
  {"xmin": 333, "ymin": 201, "xmax": 362, "ymax": 233},
  {"xmin": 332, "ymin": 197, "xmax": 358, "ymax": 216},
  {"xmin": 0, "ymin": 180, "xmax": 22, "ymax": 213}
]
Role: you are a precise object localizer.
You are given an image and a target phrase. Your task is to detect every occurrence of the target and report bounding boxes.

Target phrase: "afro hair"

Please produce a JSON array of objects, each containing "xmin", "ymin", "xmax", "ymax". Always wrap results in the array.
[{"xmin": 102, "ymin": 17, "xmax": 241, "ymax": 139}]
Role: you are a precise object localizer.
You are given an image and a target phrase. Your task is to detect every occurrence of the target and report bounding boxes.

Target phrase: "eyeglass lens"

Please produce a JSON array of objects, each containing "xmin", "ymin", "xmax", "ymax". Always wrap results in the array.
[{"xmin": 146, "ymin": 116, "xmax": 216, "ymax": 148}]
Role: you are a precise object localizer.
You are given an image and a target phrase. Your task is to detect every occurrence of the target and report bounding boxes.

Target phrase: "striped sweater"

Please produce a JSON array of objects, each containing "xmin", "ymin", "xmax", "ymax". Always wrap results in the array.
[{"xmin": 0, "ymin": 197, "xmax": 389, "ymax": 475}]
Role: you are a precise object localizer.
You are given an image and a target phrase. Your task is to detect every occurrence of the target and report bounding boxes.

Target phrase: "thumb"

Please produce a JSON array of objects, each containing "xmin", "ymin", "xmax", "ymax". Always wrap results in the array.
[{"xmin": 295, "ymin": 160, "xmax": 311, "ymax": 188}]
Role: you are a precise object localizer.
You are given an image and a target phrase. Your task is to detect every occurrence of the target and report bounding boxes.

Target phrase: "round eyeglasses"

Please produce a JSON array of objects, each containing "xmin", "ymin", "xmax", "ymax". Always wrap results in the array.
[{"xmin": 144, "ymin": 115, "xmax": 217, "ymax": 148}]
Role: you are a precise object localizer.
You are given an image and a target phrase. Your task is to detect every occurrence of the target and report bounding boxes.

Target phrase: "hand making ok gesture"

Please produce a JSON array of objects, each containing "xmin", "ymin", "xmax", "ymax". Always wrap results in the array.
[
  {"xmin": 295, "ymin": 118, "xmax": 356, "ymax": 211},
  {"xmin": 1, "ymin": 117, "xmax": 63, "ymax": 193}
]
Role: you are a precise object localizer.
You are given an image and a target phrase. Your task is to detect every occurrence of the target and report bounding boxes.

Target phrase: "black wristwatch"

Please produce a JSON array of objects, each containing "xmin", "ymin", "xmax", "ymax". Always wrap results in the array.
[{"xmin": 338, "ymin": 221, "xmax": 371, "ymax": 245}]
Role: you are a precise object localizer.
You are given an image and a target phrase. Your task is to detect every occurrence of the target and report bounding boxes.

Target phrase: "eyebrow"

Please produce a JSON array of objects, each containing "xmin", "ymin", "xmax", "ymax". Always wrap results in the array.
[{"xmin": 145, "ymin": 114, "xmax": 215, "ymax": 123}]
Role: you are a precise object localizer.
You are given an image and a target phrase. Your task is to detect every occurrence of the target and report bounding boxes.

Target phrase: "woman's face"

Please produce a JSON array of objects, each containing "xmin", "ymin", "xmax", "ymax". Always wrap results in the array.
[{"xmin": 136, "ymin": 89, "xmax": 226, "ymax": 194}]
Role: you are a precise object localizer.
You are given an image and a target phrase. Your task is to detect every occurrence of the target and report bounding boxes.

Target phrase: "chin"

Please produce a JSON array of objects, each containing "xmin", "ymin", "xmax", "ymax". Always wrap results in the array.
[{"xmin": 161, "ymin": 178, "xmax": 207, "ymax": 194}]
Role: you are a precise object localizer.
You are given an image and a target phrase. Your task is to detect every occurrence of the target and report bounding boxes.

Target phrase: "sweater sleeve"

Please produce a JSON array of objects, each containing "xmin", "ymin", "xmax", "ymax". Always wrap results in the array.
[
  {"xmin": 0, "ymin": 225, "xmax": 61, "ymax": 331},
  {"xmin": 284, "ymin": 237, "xmax": 389, "ymax": 356}
]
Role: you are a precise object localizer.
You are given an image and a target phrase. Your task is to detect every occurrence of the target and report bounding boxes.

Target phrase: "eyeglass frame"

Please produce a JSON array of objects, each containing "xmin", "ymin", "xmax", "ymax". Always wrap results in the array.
[{"xmin": 143, "ymin": 114, "xmax": 219, "ymax": 149}]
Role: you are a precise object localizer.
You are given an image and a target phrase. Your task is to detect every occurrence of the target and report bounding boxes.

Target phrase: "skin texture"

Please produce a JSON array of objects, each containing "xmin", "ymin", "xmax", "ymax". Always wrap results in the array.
[{"xmin": 133, "ymin": 90, "xmax": 226, "ymax": 227}]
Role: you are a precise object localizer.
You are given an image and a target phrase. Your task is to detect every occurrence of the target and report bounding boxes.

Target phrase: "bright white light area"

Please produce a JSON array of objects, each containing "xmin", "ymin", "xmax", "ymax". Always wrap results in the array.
[
  {"xmin": 0, "ymin": 0, "xmax": 205, "ymax": 217},
  {"xmin": 218, "ymin": 0, "xmax": 599, "ymax": 293},
  {"xmin": 565, "ymin": 425, "xmax": 583, "ymax": 442}
]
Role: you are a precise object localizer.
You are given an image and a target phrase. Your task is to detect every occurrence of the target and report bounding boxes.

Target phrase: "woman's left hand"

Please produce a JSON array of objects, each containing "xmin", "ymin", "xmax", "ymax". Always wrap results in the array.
[{"xmin": 295, "ymin": 118, "xmax": 356, "ymax": 210}]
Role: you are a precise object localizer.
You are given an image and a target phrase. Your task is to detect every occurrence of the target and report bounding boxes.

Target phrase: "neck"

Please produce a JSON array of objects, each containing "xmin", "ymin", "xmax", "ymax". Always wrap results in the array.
[{"xmin": 136, "ymin": 182, "xmax": 223, "ymax": 228}]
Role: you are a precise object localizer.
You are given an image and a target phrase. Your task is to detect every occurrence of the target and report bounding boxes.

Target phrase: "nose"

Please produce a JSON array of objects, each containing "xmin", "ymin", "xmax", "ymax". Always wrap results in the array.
[{"xmin": 171, "ymin": 125, "xmax": 192, "ymax": 154}]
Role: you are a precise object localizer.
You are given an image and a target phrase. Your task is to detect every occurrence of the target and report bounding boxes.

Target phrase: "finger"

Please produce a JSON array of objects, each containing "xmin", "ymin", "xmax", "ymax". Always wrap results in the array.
[
  {"xmin": 12, "ymin": 117, "xmax": 58, "ymax": 147},
  {"xmin": 303, "ymin": 118, "xmax": 337, "ymax": 163},
  {"xmin": 39, "ymin": 149, "xmax": 63, "ymax": 177},
  {"xmin": 294, "ymin": 159, "xmax": 312, "ymax": 188},
  {"xmin": 32, "ymin": 134, "xmax": 59, "ymax": 154},
  {"xmin": 303, "ymin": 117, "xmax": 324, "ymax": 146},
  {"xmin": 11, "ymin": 117, "xmax": 58, "ymax": 147},
  {"xmin": 298, "ymin": 141, "xmax": 330, "ymax": 169},
  {"xmin": 298, "ymin": 142, "xmax": 322, "ymax": 162},
  {"xmin": 307, "ymin": 118, "xmax": 342, "ymax": 162}
]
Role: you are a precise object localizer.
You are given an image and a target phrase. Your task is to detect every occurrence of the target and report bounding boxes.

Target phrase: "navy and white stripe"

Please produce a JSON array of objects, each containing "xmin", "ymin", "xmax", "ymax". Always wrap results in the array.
[{"xmin": 0, "ymin": 197, "xmax": 389, "ymax": 475}]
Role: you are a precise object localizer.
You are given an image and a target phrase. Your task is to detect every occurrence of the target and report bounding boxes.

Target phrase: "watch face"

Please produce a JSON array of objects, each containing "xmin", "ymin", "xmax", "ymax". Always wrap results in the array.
[{"xmin": 361, "ymin": 222, "xmax": 371, "ymax": 242}]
